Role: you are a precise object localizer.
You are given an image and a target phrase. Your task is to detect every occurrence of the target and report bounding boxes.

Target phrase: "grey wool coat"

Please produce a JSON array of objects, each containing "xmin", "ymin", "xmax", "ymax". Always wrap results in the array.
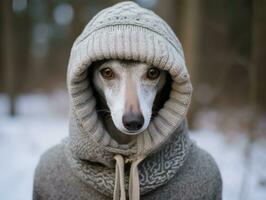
[{"xmin": 33, "ymin": 1, "xmax": 222, "ymax": 200}]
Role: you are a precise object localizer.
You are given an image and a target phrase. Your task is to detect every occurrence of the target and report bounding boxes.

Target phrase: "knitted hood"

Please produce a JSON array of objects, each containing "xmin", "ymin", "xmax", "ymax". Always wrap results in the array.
[{"xmin": 65, "ymin": 1, "xmax": 193, "ymax": 199}]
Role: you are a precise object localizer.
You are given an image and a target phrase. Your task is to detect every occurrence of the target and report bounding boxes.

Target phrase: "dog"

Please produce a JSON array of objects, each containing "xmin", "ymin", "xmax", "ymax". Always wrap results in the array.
[{"xmin": 92, "ymin": 60, "xmax": 167, "ymax": 144}]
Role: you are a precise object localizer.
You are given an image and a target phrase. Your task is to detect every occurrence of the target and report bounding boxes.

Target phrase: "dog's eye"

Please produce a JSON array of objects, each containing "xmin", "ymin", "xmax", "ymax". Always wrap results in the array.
[
  {"xmin": 100, "ymin": 68, "xmax": 114, "ymax": 80},
  {"xmin": 147, "ymin": 68, "xmax": 160, "ymax": 80}
]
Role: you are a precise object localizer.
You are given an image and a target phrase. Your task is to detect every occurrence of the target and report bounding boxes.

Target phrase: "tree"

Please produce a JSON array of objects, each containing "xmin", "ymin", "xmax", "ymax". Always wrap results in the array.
[
  {"xmin": 251, "ymin": 0, "xmax": 266, "ymax": 112},
  {"xmin": 1, "ymin": 0, "xmax": 17, "ymax": 116}
]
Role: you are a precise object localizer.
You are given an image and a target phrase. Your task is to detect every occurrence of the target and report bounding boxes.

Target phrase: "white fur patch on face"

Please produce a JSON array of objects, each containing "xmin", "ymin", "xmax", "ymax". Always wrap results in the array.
[{"xmin": 93, "ymin": 60, "xmax": 166, "ymax": 135}]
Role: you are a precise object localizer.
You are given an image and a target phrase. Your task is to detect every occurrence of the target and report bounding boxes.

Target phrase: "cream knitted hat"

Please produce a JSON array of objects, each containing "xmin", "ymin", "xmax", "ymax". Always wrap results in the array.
[{"xmin": 67, "ymin": 1, "xmax": 192, "ymax": 199}]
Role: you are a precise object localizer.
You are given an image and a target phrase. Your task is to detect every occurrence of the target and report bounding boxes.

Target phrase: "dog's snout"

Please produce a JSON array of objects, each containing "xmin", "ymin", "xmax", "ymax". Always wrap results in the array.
[{"xmin": 122, "ymin": 112, "xmax": 144, "ymax": 131}]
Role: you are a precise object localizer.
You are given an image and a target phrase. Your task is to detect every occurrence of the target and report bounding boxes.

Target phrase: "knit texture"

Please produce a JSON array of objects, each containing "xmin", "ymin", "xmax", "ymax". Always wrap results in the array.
[
  {"xmin": 33, "ymin": 1, "xmax": 222, "ymax": 200},
  {"xmin": 33, "ymin": 139, "xmax": 222, "ymax": 200},
  {"xmin": 65, "ymin": 121, "xmax": 192, "ymax": 197},
  {"xmin": 67, "ymin": 1, "xmax": 193, "ymax": 164}
]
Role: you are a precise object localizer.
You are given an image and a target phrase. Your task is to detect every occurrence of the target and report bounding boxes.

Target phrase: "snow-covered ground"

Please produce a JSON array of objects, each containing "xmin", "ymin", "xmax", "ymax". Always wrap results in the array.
[{"xmin": 0, "ymin": 91, "xmax": 265, "ymax": 200}]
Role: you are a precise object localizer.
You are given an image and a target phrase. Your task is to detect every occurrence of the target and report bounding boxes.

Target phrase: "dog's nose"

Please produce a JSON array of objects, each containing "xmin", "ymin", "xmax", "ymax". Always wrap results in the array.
[{"xmin": 122, "ymin": 112, "xmax": 144, "ymax": 131}]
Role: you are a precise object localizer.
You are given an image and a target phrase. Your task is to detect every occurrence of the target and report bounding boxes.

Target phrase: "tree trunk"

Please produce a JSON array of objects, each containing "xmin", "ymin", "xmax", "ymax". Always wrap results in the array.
[
  {"xmin": 251, "ymin": 0, "xmax": 266, "ymax": 111},
  {"xmin": 1, "ymin": 0, "xmax": 17, "ymax": 116},
  {"xmin": 179, "ymin": 0, "xmax": 201, "ymax": 126}
]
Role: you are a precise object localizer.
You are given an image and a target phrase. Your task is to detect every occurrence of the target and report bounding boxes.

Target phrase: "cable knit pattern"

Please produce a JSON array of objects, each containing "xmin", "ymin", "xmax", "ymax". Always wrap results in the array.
[
  {"xmin": 65, "ymin": 120, "xmax": 192, "ymax": 197},
  {"xmin": 33, "ymin": 138, "xmax": 222, "ymax": 200},
  {"xmin": 33, "ymin": 2, "xmax": 222, "ymax": 200}
]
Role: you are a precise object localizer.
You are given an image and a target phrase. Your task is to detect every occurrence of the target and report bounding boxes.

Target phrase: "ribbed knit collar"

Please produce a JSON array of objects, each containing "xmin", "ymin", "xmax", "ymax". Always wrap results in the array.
[{"xmin": 65, "ymin": 120, "xmax": 193, "ymax": 197}]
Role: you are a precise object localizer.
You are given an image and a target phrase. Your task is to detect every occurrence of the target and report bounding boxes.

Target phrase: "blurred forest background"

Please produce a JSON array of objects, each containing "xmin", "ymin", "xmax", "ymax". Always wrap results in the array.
[
  {"xmin": 0, "ymin": 0, "xmax": 266, "ymax": 200},
  {"xmin": 1, "ymin": 0, "xmax": 266, "ymax": 130}
]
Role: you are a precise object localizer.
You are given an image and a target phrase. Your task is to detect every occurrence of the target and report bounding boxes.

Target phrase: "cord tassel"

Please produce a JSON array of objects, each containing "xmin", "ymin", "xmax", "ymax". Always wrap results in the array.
[
  {"xmin": 129, "ymin": 156, "xmax": 145, "ymax": 200},
  {"xmin": 114, "ymin": 155, "xmax": 126, "ymax": 200},
  {"xmin": 113, "ymin": 155, "xmax": 145, "ymax": 200}
]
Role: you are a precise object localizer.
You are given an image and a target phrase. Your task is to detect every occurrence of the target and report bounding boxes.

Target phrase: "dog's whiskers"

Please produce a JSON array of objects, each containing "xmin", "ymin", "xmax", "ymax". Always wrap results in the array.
[
  {"xmin": 96, "ymin": 109, "xmax": 111, "ymax": 114},
  {"xmin": 96, "ymin": 109, "xmax": 112, "ymax": 120},
  {"xmin": 151, "ymin": 111, "xmax": 159, "ymax": 120}
]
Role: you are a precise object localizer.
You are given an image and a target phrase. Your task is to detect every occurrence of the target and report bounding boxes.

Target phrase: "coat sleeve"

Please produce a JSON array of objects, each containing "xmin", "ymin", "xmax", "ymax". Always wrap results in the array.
[
  {"xmin": 32, "ymin": 155, "xmax": 46, "ymax": 200},
  {"xmin": 214, "ymin": 170, "xmax": 223, "ymax": 200},
  {"xmin": 197, "ymin": 146, "xmax": 223, "ymax": 200},
  {"xmin": 32, "ymin": 144, "xmax": 65, "ymax": 200},
  {"xmin": 200, "ymin": 146, "xmax": 223, "ymax": 200},
  {"xmin": 32, "ymin": 171, "xmax": 41, "ymax": 200}
]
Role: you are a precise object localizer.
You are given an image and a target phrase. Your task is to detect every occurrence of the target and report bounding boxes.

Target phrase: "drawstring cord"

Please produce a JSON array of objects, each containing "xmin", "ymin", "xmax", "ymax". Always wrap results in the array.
[
  {"xmin": 114, "ymin": 155, "xmax": 126, "ymax": 200},
  {"xmin": 113, "ymin": 155, "xmax": 145, "ymax": 200}
]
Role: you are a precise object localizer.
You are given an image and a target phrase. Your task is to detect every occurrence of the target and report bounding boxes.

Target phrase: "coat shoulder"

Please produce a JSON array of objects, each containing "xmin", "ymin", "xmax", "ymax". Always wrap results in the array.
[
  {"xmin": 33, "ymin": 144, "xmax": 106, "ymax": 200},
  {"xmin": 188, "ymin": 144, "xmax": 222, "ymax": 183},
  {"xmin": 33, "ymin": 144, "xmax": 69, "ymax": 199},
  {"xmin": 172, "ymin": 144, "xmax": 223, "ymax": 199},
  {"xmin": 144, "ymin": 144, "xmax": 222, "ymax": 200}
]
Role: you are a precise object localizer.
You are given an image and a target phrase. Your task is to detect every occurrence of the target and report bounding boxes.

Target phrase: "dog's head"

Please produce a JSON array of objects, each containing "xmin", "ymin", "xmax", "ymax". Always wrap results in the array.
[{"xmin": 93, "ymin": 60, "xmax": 166, "ymax": 135}]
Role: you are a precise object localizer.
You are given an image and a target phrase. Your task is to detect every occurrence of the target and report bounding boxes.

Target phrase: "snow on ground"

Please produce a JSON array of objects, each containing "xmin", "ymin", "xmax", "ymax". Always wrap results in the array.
[
  {"xmin": 0, "ymin": 91, "xmax": 68, "ymax": 200},
  {"xmin": 0, "ymin": 91, "xmax": 266, "ymax": 200}
]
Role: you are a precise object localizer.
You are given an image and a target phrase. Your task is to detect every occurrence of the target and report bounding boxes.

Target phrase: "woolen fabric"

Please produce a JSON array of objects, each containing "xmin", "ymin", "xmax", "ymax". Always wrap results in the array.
[{"xmin": 33, "ymin": 1, "xmax": 222, "ymax": 200}]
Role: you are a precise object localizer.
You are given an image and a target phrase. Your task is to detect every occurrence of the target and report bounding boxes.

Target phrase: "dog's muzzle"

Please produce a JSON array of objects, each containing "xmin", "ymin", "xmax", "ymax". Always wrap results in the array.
[{"xmin": 122, "ymin": 112, "xmax": 144, "ymax": 132}]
